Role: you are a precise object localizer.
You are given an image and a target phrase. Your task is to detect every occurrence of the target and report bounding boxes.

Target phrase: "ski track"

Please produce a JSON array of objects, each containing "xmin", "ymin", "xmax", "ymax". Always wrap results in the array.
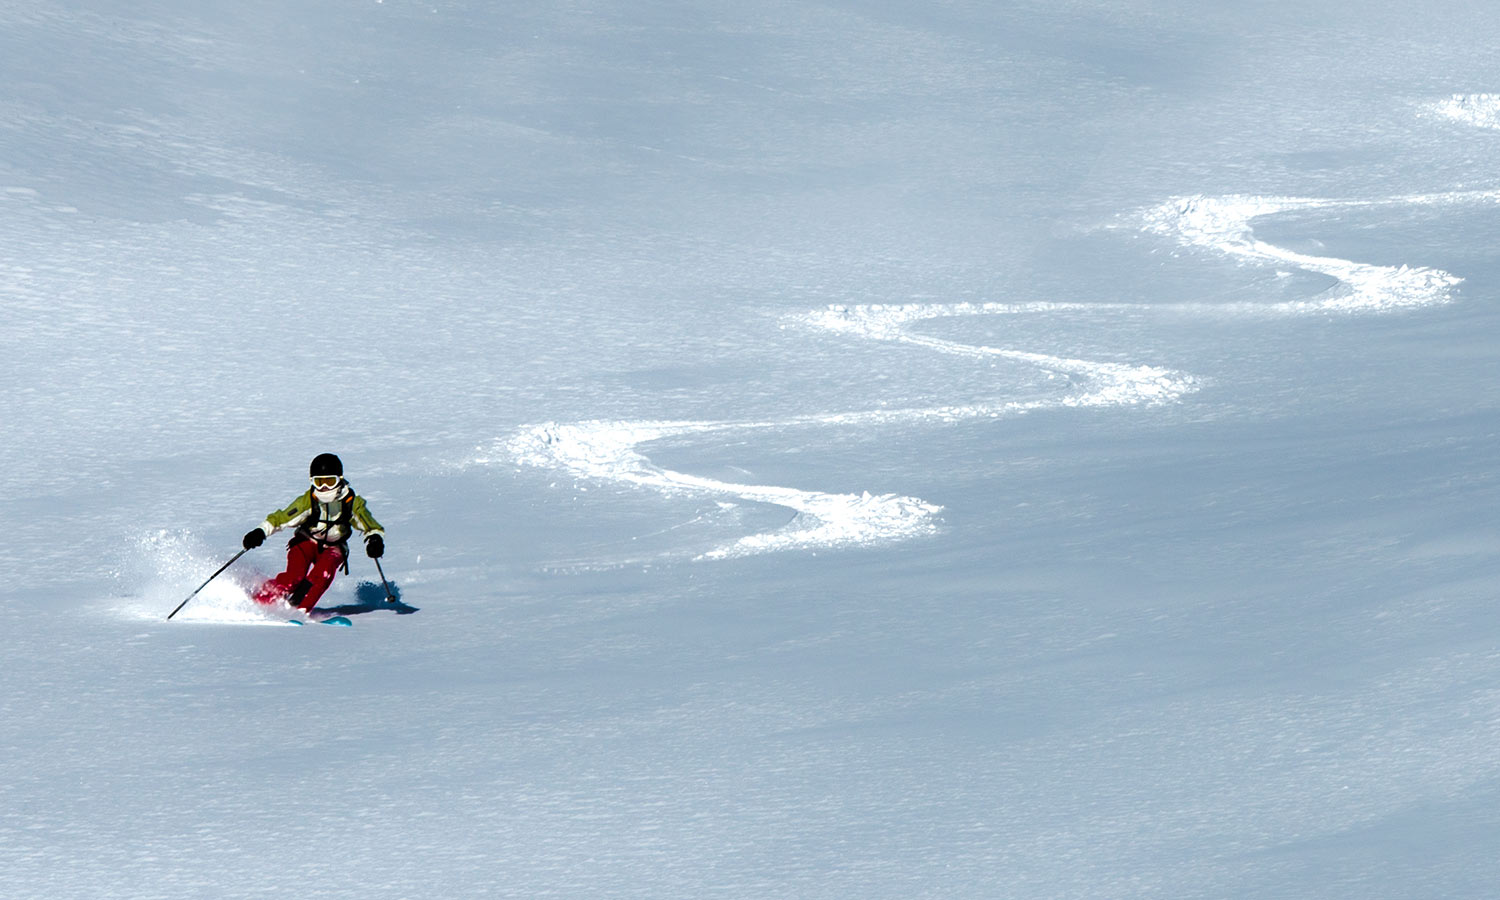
[
  {"xmin": 485, "ymin": 101, "xmax": 1497, "ymax": 564},
  {"xmin": 1430, "ymin": 92, "xmax": 1500, "ymax": 130}
]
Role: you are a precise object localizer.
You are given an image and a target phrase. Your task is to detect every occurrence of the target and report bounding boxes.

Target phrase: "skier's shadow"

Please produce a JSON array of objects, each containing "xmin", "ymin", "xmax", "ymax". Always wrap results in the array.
[{"xmin": 322, "ymin": 580, "xmax": 420, "ymax": 617}]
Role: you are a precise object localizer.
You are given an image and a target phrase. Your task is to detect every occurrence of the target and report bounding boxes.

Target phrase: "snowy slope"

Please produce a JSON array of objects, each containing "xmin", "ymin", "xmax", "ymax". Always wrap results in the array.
[{"xmin": 5, "ymin": 2, "xmax": 1500, "ymax": 898}]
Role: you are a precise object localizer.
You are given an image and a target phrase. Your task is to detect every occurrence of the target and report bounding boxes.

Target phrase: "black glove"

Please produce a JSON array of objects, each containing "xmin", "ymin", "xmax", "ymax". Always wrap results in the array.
[
  {"xmin": 242, "ymin": 528, "xmax": 266, "ymax": 550},
  {"xmin": 365, "ymin": 533, "xmax": 384, "ymax": 559}
]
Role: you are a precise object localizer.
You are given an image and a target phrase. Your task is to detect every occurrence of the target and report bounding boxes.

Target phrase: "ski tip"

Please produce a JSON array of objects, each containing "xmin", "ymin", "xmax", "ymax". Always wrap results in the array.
[{"xmin": 286, "ymin": 619, "xmax": 305, "ymax": 626}]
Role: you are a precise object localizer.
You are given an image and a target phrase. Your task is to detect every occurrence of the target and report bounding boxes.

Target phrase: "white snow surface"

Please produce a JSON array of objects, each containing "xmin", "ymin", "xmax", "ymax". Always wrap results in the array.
[{"xmin": 6, "ymin": 2, "xmax": 1500, "ymax": 898}]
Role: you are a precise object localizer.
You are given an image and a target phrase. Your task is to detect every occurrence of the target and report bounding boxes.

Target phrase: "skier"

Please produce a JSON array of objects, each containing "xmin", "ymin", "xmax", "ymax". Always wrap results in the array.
[{"xmin": 241, "ymin": 453, "xmax": 385, "ymax": 615}]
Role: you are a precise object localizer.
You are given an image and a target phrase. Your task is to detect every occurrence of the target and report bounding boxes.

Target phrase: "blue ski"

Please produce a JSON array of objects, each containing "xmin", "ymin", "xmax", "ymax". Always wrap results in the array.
[{"xmin": 286, "ymin": 616, "xmax": 352, "ymax": 627}]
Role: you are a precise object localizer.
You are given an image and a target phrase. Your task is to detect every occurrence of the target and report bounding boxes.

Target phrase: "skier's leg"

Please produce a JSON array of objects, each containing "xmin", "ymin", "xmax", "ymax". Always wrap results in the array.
[
  {"xmin": 293, "ymin": 545, "xmax": 346, "ymax": 612},
  {"xmin": 253, "ymin": 538, "xmax": 318, "ymax": 604}
]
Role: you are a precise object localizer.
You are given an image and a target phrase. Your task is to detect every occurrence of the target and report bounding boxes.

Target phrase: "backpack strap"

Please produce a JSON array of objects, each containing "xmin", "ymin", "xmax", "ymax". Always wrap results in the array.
[{"xmin": 334, "ymin": 491, "xmax": 356, "ymax": 574}]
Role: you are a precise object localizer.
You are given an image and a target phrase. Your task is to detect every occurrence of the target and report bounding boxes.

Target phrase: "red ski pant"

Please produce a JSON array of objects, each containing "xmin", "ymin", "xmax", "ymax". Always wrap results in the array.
[{"xmin": 253, "ymin": 538, "xmax": 345, "ymax": 611}]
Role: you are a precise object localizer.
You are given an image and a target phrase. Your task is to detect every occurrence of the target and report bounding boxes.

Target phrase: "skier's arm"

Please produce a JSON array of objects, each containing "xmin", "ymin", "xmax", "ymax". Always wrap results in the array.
[
  {"xmin": 351, "ymin": 496, "xmax": 384, "ymax": 537},
  {"xmin": 244, "ymin": 493, "xmax": 313, "ymax": 550},
  {"xmin": 261, "ymin": 492, "xmax": 314, "ymax": 536}
]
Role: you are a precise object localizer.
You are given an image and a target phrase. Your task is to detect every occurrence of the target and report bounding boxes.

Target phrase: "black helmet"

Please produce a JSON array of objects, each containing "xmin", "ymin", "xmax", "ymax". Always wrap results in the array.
[{"xmin": 309, "ymin": 453, "xmax": 343, "ymax": 478}]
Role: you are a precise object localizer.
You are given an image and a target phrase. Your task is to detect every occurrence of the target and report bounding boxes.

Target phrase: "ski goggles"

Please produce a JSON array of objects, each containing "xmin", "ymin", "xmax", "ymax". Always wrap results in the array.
[{"xmin": 311, "ymin": 475, "xmax": 340, "ymax": 489}]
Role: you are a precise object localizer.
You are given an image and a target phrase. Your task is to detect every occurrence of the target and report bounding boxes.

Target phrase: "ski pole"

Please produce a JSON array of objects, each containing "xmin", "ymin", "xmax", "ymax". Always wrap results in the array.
[
  {"xmin": 167, "ymin": 548, "xmax": 249, "ymax": 620},
  {"xmin": 374, "ymin": 557, "xmax": 397, "ymax": 604}
]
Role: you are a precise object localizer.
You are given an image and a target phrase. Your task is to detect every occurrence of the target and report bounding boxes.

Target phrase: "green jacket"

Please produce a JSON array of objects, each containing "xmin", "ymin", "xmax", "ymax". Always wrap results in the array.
[{"xmin": 260, "ymin": 483, "xmax": 383, "ymax": 547}]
